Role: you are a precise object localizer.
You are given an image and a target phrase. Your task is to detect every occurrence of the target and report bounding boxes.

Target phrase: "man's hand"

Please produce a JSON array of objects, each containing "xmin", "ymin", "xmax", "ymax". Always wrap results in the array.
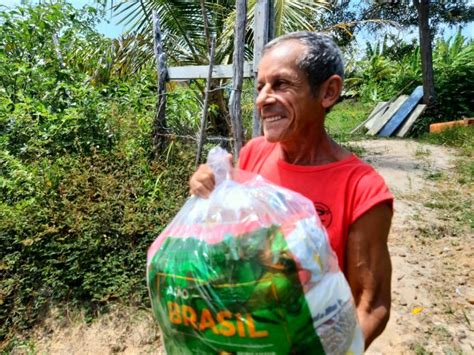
[
  {"xmin": 189, "ymin": 164, "xmax": 215, "ymax": 198},
  {"xmin": 346, "ymin": 202, "xmax": 393, "ymax": 349},
  {"xmin": 189, "ymin": 154, "xmax": 233, "ymax": 198}
]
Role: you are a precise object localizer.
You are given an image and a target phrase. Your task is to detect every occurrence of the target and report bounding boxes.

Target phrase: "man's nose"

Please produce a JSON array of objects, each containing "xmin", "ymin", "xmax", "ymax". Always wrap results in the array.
[{"xmin": 256, "ymin": 83, "xmax": 275, "ymax": 109}]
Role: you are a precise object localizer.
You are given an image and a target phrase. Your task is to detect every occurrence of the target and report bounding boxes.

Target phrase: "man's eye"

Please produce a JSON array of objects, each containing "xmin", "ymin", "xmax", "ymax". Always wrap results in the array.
[{"xmin": 274, "ymin": 80, "xmax": 286, "ymax": 89}]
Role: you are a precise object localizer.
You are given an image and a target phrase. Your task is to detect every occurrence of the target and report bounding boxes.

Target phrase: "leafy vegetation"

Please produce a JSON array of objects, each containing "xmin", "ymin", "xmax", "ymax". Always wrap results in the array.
[
  {"xmin": 345, "ymin": 32, "xmax": 474, "ymax": 132},
  {"xmin": 1, "ymin": 0, "xmax": 473, "ymax": 350},
  {"xmin": 0, "ymin": 2, "xmax": 197, "ymax": 342}
]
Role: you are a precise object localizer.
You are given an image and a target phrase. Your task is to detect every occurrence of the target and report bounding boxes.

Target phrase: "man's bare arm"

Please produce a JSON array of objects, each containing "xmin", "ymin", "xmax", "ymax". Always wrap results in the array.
[{"xmin": 346, "ymin": 202, "xmax": 393, "ymax": 349}]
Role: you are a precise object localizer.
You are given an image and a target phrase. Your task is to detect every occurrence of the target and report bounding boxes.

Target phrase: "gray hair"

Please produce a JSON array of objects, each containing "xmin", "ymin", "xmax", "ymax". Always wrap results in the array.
[{"xmin": 263, "ymin": 31, "xmax": 344, "ymax": 96}]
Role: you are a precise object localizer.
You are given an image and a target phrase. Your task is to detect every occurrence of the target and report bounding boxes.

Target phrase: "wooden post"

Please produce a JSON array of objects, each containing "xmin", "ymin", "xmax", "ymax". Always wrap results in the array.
[
  {"xmin": 229, "ymin": 0, "xmax": 246, "ymax": 157},
  {"xmin": 252, "ymin": 0, "xmax": 274, "ymax": 137},
  {"xmin": 195, "ymin": 36, "xmax": 216, "ymax": 167},
  {"xmin": 152, "ymin": 11, "xmax": 169, "ymax": 159}
]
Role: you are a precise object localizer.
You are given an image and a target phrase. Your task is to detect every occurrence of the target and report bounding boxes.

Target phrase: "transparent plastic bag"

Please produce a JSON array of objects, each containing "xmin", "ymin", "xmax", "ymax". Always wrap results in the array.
[{"xmin": 147, "ymin": 147, "xmax": 364, "ymax": 355}]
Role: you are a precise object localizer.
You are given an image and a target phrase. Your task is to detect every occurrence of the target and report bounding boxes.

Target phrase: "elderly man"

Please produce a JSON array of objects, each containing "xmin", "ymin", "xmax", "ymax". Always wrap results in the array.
[{"xmin": 190, "ymin": 31, "xmax": 393, "ymax": 348}]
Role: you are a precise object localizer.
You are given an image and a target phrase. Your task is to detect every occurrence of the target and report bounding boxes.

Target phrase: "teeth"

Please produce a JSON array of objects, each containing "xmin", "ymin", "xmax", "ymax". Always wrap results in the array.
[{"xmin": 265, "ymin": 116, "xmax": 282, "ymax": 122}]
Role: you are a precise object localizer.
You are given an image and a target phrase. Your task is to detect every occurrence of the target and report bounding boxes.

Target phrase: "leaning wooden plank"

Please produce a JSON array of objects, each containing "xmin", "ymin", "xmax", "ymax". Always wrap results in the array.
[
  {"xmin": 350, "ymin": 101, "xmax": 388, "ymax": 134},
  {"xmin": 396, "ymin": 104, "xmax": 427, "ymax": 137},
  {"xmin": 378, "ymin": 86, "xmax": 423, "ymax": 137},
  {"xmin": 365, "ymin": 102, "xmax": 389, "ymax": 130},
  {"xmin": 168, "ymin": 62, "xmax": 253, "ymax": 80},
  {"xmin": 367, "ymin": 95, "xmax": 409, "ymax": 135},
  {"xmin": 352, "ymin": 81, "xmax": 416, "ymax": 135}
]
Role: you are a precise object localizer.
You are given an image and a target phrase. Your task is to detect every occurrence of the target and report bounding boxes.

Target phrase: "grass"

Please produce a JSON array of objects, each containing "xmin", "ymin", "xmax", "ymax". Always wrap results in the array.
[
  {"xmin": 325, "ymin": 99, "xmax": 373, "ymax": 142},
  {"xmin": 412, "ymin": 343, "xmax": 431, "ymax": 355},
  {"xmin": 420, "ymin": 126, "xmax": 474, "ymax": 185},
  {"xmin": 1, "ymin": 336, "xmax": 37, "ymax": 354},
  {"xmin": 420, "ymin": 126, "xmax": 474, "ymax": 155},
  {"xmin": 418, "ymin": 125, "xmax": 474, "ymax": 231},
  {"xmin": 455, "ymin": 160, "xmax": 474, "ymax": 185},
  {"xmin": 3, "ymin": 304, "xmax": 160, "ymax": 354},
  {"xmin": 423, "ymin": 188, "xmax": 473, "ymax": 233},
  {"xmin": 414, "ymin": 146, "xmax": 431, "ymax": 157},
  {"xmin": 425, "ymin": 171, "xmax": 443, "ymax": 181}
]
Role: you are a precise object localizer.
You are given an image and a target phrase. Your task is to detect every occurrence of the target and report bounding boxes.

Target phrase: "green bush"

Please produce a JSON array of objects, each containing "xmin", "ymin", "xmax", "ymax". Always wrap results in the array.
[
  {"xmin": 165, "ymin": 83, "xmax": 203, "ymax": 135},
  {"xmin": 433, "ymin": 33, "xmax": 474, "ymax": 119},
  {"xmin": 0, "ymin": 2, "xmax": 159, "ymax": 160},
  {"xmin": 0, "ymin": 2, "xmax": 198, "ymax": 344},
  {"xmin": 0, "ymin": 140, "xmax": 195, "ymax": 340}
]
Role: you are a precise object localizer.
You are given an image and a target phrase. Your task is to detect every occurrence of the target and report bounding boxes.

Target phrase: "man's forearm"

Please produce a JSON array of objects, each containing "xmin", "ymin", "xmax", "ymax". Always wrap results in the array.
[{"xmin": 357, "ymin": 304, "xmax": 390, "ymax": 349}]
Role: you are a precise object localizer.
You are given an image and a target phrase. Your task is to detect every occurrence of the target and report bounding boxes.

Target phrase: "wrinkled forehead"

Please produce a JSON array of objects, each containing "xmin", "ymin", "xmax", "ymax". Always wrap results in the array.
[
  {"xmin": 258, "ymin": 40, "xmax": 308, "ymax": 75},
  {"xmin": 261, "ymin": 39, "xmax": 307, "ymax": 62}
]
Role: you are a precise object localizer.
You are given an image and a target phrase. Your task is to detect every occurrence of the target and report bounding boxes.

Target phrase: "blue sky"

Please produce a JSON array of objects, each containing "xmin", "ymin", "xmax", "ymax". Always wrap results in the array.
[{"xmin": 3, "ymin": 0, "xmax": 473, "ymax": 42}]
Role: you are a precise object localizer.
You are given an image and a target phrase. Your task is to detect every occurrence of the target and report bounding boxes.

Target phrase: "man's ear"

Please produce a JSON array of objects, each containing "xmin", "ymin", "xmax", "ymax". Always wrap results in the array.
[{"xmin": 320, "ymin": 75, "xmax": 343, "ymax": 109}]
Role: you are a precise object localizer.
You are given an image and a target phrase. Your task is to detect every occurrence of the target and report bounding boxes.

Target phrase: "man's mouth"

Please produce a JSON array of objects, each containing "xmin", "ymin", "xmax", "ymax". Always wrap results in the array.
[{"xmin": 264, "ymin": 115, "xmax": 284, "ymax": 122}]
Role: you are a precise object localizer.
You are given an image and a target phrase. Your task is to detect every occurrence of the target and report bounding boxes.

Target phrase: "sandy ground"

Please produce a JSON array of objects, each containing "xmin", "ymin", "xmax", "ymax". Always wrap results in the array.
[
  {"xmin": 356, "ymin": 139, "xmax": 473, "ymax": 354},
  {"xmin": 9, "ymin": 138, "xmax": 474, "ymax": 354}
]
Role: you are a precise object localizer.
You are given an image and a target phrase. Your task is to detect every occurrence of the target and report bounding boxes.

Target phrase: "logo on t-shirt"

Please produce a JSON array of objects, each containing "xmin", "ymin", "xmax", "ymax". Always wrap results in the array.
[{"xmin": 314, "ymin": 202, "xmax": 333, "ymax": 228}]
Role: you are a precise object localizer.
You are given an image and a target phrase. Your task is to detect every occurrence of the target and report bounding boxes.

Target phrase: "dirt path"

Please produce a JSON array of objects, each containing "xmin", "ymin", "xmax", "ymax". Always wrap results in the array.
[
  {"xmin": 356, "ymin": 139, "xmax": 473, "ymax": 354},
  {"xmin": 13, "ymin": 139, "xmax": 473, "ymax": 354}
]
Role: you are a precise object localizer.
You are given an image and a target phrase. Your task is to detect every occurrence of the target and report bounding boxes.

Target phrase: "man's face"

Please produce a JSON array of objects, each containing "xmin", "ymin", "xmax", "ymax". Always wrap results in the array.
[{"xmin": 256, "ymin": 41, "xmax": 322, "ymax": 143}]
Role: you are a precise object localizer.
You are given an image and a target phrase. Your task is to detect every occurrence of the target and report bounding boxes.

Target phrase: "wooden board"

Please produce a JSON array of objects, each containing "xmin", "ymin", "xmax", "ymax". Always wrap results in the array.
[
  {"xmin": 368, "ymin": 95, "xmax": 409, "ymax": 135},
  {"xmin": 365, "ymin": 102, "xmax": 388, "ymax": 130},
  {"xmin": 396, "ymin": 104, "xmax": 427, "ymax": 137},
  {"xmin": 168, "ymin": 62, "xmax": 253, "ymax": 80},
  {"xmin": 378, "ymin": 86, "xmax": 423, "ymax": 137},
  {"xmin": 253, "ymin": 0, "xmax": 272, "ymax": 72}
]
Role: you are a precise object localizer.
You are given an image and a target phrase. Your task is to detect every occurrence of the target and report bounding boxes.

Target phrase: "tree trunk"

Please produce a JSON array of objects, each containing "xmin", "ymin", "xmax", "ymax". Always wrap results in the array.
[
  {"xmin": 414, "ymin": 0, "xmax": 436, "ymax": 105},
  {"xmin": 207, "ymin": 83, "xmax": 231, "ymax": 140},
  {"xmin": 229, "ymin": 0, "xmax": 246, "ymax": 157},
  {"xmin": 152, "ymin": 11, "xmax": 168, "ymax": 158},
  {"xmin": 195, "ymin": 37, "xmax": 216, "ymax": 167}
]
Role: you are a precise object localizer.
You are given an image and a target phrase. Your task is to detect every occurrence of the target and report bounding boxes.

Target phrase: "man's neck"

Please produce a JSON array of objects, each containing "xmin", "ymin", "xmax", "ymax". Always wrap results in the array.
[{"xmin": 279, "ymin": 130, "xmax": 351, "ymax": 166}]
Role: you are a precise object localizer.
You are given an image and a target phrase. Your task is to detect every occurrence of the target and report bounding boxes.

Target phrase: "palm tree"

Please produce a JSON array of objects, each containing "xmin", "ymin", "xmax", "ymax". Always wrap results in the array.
[
  {"xmin": 108, "ymin": 0, "xmax": 332, "ymax": 64},
  {"xmin": 98, "ymin": 0, "xmax": 333, "ymax": 137}
]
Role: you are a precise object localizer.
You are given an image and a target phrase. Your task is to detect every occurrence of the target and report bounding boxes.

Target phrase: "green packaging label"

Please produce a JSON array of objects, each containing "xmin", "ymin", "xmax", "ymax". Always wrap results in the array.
[{"xmin": 147, "ymin": 225, "xmax": 326, "ymax": 354}]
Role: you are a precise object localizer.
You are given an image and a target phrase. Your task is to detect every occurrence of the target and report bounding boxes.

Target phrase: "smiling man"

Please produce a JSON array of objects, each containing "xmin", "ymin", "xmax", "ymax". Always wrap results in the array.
[{"xmin": 190, "ymin": 31, "xmax": 393, "ymax": 349}]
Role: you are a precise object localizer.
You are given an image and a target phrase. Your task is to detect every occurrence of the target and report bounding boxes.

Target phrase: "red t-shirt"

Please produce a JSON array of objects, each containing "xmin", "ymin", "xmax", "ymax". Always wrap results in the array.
[{"xmin": 238, "ymin": 137, "xmax": 393, "ymax": 271}]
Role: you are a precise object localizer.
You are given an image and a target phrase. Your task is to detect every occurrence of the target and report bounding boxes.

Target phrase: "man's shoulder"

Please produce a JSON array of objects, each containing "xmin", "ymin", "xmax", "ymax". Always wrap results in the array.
[
  {"xmin": 339, "ymin": 154, "xmax": 380, "ymax": 176},
  {"xmin": 343, "ymin": 156, "xmax": 394, "ymax": 213},
  {"xmin": 328, "ymin": 155, "xmax": 392, "ymax": 198}
]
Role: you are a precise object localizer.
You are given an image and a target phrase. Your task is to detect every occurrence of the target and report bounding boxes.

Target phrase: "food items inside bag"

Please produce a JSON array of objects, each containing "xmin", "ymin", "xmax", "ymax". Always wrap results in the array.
[{"xmin": 147, "ymin": 147, "xmax": 364, "ymax": 355}]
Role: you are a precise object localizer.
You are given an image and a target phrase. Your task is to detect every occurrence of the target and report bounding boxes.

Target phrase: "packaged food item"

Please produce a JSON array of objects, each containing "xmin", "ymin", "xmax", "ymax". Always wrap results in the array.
[{"xmin": 147, "ymin": 147, "xmax": 364, "ymax": 354}]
